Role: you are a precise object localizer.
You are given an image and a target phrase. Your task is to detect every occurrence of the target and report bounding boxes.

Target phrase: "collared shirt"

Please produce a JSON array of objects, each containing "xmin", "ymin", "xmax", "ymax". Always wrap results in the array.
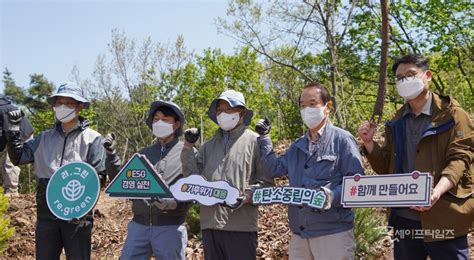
[
  {"xmin": 306, "ymin": 121, "xmax": 327, "ymax": 156},
  {"xmin": 398, "ymin": 92, "xmax": 433, "ymax": 221},
  {"xmin": 258, "ymin": 123, "xmax": 364, "ymax": 238},
  {"xmin": 403, "ymin": 92, "xmax": 433, "ymax": 173},
  {"xmin": 403, "ymin": 91, "xmax": 432, "ymax": 117}
]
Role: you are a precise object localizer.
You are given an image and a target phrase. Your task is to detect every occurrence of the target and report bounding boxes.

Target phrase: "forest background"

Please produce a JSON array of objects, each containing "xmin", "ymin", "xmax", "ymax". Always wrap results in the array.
[{"xmin": 1, "ymin": 1, "xmax": 472, "ymax": 257}]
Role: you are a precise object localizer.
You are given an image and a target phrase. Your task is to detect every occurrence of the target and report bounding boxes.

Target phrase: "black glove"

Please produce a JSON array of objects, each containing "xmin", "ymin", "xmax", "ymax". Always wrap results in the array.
[
  {"xmin": 5, "ymin": 110, "xmax": 24, "ymax": 131},
  {"xmin": 6, "ymin": 131, "xmax": 22, "ymax": 165},
  {"xmin": 226, "ymin": 195, "xmax": 246, "ymax": 210},
  {"xmin": 255, "ymin": 117, "xmax": 271, "ymax": 136},
  {"xmin": 184, "ymin": 128, "xmax": 200, "ymax": 144},
  {"xmin": 103, "ymin": 133, "xmax": 116, "ymax": 154},
  {"xmin": 8, "ymin": 110, "xmax": 24, "ymax": 124}
]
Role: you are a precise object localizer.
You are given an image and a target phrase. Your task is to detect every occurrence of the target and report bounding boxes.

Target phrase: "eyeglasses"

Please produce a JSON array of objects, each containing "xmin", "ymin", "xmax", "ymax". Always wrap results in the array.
[
  {"xmin": 395, "ymin": 71, "xmax": 425, "ymax": 82},
  {"xmin": 54, "ymin": 101, "xmax": 78, "ymax": 109}
]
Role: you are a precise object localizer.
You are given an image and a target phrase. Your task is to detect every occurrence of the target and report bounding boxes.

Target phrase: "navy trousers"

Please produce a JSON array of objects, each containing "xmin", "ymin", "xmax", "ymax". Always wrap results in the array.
[
  {"xmin": 202, "ymin": 229, "xmax": 258, "ymax": 260},
  {"xmin": 391, "ymin": 215, "xmax": 469, "ymax": 260},
  {"xmin": 36, "ymin": 219, "xmax": 93, "ymax": 260}
]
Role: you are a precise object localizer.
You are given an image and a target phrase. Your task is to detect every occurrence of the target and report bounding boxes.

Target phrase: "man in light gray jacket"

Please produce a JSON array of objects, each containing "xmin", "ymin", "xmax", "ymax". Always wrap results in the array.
[
  {"xmin": 182, "ymin": 89, "xmax": 273, "ymax": 260},
  {"xmin": 4, "ymin": 82, "xmax": 107, "ymax": 260}
]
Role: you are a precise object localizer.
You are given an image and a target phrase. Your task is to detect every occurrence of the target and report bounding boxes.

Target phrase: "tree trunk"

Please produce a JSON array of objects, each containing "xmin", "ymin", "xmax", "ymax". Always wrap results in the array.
[
  {"xmin": 373, "ymin": 0, "xmax": 390, "ymax": 124},
  {"xmin": 329, "ymin": 62, "xmax": 345, "ymax": 128}
]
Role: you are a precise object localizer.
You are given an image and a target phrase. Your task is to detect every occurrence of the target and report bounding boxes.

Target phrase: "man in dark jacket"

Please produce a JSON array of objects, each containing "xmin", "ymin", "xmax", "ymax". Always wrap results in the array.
[
  {"xmin": 0, "ymin": 95, "xmax": 33, "ymax": 195},
  {"xmin": 5, "ymin": 82, "xmax": 107, "ymax": 259},
  {"xmin": 105, "ymin": 101, "xmax": 191, "ymax": 259},
  {"xmin": 358, "ymin": 54, "xmax": 473, "ymax": 259}
]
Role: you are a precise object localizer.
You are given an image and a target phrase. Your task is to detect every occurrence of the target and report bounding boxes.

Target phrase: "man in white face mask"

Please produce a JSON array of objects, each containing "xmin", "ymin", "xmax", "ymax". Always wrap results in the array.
[
  {"xmin": 104, "ymin": 100, "xmax": 192, "ymax": 259},
  {"xmin": 358, "ymin": 54, "xmax": 473, "ymax": 259},
  {"xmin": 256, "ymin": 83, "xmax": 364, "ymax": 260},
  {"xmin": 181, "ymin": 89, "xmax": 274, "ymax": 260},
  {"xmin": 4, "ymin": 82, "xmax": 108, "ymax": 259}
]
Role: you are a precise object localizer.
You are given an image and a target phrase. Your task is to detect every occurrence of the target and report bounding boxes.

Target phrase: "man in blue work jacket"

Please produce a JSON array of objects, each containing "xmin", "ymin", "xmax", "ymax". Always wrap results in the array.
[{"xmin": 256, "ymin": 82, "xmax": 364, "ymax": 260}]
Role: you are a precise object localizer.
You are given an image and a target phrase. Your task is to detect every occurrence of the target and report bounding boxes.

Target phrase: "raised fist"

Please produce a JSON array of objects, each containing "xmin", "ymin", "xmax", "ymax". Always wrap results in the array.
[
  {"xmin": 358, "ymin": 121, "xmax": 376, "ymax": 144},
  {"xmin": 4, "ymin": 110, "xmax": 24, "ymax": 131},
  {"xmin": 184, "ymin": 128, "xmax": 200, "ymax": 144},
  {"xmin": 103, "ymin": 133, "xmax": 116, "ymax": 153},
  {"xmin": 7, "ymin": 110, "xmax": 24, "ymax": 125},
  {"xmin": 255, "ymin": 117, "xmax": 271, "ymax": 136}
]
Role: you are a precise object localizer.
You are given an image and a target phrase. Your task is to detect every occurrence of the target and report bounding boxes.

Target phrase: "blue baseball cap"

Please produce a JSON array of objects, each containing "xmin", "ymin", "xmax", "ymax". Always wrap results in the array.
[{"xmin": 47, "ymin": 82, "xmax": 90, "ymax": 109}]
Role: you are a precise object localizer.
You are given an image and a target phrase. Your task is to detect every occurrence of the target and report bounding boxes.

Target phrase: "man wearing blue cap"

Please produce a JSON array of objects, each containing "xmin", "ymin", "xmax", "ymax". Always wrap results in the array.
[
  {"xmin": 4, "ymin": 82, "xmax": 108, "ymax": 259},
  {"xmin": 104, "ymin": 100, "xmax": 192, "ymax": 259},
  {"xmin": 182, "ymin": 89, "xmax": 273, "ymax": 260}
]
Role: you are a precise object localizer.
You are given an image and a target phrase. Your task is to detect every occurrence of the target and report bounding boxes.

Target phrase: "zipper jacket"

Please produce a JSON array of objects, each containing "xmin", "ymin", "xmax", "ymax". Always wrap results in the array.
[{"xmin": 8, "ymin": 118, "xmax": 106, "ymax": 220}]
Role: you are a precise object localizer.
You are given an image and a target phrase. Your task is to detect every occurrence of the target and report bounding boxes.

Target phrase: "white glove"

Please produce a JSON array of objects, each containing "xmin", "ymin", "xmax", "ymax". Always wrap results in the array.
[{"xmin": 320, "ymin": 183, "xmax": 334, "ymax": 210}]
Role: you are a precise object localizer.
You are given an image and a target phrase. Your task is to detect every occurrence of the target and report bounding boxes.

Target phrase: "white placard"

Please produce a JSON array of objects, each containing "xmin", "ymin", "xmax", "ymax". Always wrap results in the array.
[
  {"xmin": 252, "ymin": 186, "xmax": 327, "ymax": 209},
  {"xmin": 169, "ymin": 175, "xmax": 241, "ymax": 207},
  {"xmin": 341, "ymin": 171, "xmax": 432, "ymax": 207}
]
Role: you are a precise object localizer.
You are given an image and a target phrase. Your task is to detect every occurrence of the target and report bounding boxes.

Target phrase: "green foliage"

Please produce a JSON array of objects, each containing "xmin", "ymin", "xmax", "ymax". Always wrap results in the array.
[
  {"xmin": 17, "ymin": 164, "xmax": 36, "ymax": 194},
  {"xmin": 24, "ymin": 74, "xmax": 55, "ymax": 111},
  {"xmin": 185, "ymin": 204, "xmax": 201, "ymax": 237},
  {"xmin": 353, "ymin": 1, "xmax": 473, "ymax": 113},
  {"xmin": 92, "ymin": 84, "xmax": 159, "ymax": 155},
  {"xmin": 1, "ymin": 6, "xmax": 472, "ymax": 254},
  {"xmin": 353, "ymin": 208, "xmax": 387, "ymax": 258},
  {"xmin": 262, "ymin": 47, "xmax": 310, "ymax": 140},
  {"xmin": 220, "ymin": 0, "xmax": 473, "ymax": 137},
  {"xmin": 28, "ymin": 109, "xmax": 54, "ymax": 134},
  {"xmin": 0, "ymin": 188, "xmax": 14, "ymax": 253},
  {"xmin": 2, "ymin": 68, "xmax": 26, "ymax": 104},
  {"xmin": 171, "ymin": 47, "xmax": 275, "ymax": 140},
  {"xmin": 3, "ymin": 73, "xmax": 55, "ymax": 113},
  {"xmin": 88, "ymin": 31, "xmax": 193, "ymax": 157}
]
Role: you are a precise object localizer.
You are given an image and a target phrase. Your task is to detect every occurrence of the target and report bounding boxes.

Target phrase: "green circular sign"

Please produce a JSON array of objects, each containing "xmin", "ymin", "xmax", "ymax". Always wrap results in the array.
[{"xmin": 46, "ymin": 162, "xmax": 100, "ymax": 220}]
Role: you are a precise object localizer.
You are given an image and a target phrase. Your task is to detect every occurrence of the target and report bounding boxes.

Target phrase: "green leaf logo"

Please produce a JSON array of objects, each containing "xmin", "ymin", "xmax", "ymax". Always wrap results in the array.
[{"xmin": 61, "ymin": 180, "xmax": 85, "ymax": 202}]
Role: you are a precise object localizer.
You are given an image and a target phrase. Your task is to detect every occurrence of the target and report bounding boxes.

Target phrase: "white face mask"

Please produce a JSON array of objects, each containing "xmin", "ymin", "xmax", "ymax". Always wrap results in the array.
[
  {"xmin": 152, "ymin": 120, "xmax": 175, "ymax": 138},
  {"xmin": 54, "ymin": 105, "xmax": 77, "ymax": 123},
  {"xmin": 217, "ymin": 112, "xmax": 240, "ymax": 131},
  {"xmin": 396, "ymin": 77, "xmax": 425, "ymax": 100},
  {"xmin": 301, "ymin": 106, "xmax": 326, "ymax": 129}
]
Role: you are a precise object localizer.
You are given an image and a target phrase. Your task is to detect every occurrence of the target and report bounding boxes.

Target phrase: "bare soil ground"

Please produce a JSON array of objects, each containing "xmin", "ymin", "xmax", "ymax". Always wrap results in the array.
[
  {"xmin": 2, "ymin": 141, "xmax": 473, "ymax": 259},
  {"xmin": 2, "ymin": 190, "xmax": 473, "ymax": 259}
]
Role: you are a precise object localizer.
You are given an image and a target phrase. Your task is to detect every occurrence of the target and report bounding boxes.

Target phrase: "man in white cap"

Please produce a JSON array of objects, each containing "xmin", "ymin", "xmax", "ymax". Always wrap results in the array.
[
  {"xmin": 4, "ymin": 82, "xmax": 108, "ymax": 259},
  {"xmin": 182, "ymin": 89, "xmax": 273, "ymax": 260}
]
